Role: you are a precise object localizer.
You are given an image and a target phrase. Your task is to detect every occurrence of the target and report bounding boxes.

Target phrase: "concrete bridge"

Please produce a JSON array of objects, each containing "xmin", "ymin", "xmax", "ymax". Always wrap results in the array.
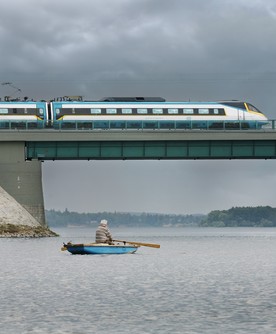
[{"xmin": 1, "ymin": 127, "xmax": 276, "ymax": 226}]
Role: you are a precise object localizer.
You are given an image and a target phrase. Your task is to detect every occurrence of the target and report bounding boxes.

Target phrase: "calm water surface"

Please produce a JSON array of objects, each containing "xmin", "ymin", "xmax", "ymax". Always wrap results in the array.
[{"xmin": 1, "ymin": 227, "xmax": 276, "ymax": 334}]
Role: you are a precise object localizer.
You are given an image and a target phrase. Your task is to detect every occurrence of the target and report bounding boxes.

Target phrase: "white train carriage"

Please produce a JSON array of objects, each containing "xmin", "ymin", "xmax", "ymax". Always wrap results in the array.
[
  {"xmin": 0, "ymin": 99, "xmax": 48, "ymax": 129},
  {"xmin": 50, "ymin": 97, "xmax": 268, "ymax": 130}
]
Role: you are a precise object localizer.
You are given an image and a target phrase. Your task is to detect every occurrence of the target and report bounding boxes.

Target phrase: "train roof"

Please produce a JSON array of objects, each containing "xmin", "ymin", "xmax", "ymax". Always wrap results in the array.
[
  {"xmin": 219, "ymin": 101, "xmax": 247, "ymax": 109},
  {"xmin": 99, "ymin": 97, "xmax": 166, "ymax": 102}
]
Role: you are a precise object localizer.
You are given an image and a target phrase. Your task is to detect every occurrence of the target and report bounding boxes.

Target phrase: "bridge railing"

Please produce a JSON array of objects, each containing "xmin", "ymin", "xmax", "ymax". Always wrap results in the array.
[{"xmin": 0, "ymin": 120, "xmax": 275, "ymax": 131}]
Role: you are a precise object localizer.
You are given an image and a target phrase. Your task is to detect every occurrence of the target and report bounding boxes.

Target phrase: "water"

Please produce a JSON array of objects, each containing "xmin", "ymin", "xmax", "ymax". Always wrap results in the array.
[{"xmin": 1, "ymin": 227, "xmax": 276, "ymax": 334}]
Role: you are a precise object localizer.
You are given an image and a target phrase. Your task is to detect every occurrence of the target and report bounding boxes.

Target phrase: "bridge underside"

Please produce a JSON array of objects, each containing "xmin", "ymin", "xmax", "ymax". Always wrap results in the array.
[{"xmin": 26, "ymin": 140, "xmax": 276, "ymax": 160}]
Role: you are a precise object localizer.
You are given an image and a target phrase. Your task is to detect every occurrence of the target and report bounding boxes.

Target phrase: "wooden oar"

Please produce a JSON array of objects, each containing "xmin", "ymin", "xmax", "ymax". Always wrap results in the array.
[{"xmin": 113, "ymin": 239, "xmax": 160, "ymax": 248}]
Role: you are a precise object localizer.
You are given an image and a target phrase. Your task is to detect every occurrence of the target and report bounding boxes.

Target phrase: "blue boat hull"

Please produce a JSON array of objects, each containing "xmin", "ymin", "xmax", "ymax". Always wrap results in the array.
[{"xmin": 63, "ymin": 243, "xmax": 139, "ymax": 255}]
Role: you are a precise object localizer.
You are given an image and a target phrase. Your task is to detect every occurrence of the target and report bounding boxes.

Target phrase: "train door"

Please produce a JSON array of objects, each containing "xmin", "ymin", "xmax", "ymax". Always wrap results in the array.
[
  {"xmin": 237, "ymin": 106, "xmax": 249, "ymax": 129},
  {"xmin": 237, "ymin": 108, "xmax": 245, "ymax": 121},
  {"xmin": 46, "ymin": 102, "xmax": 53, "ymax": 126}
]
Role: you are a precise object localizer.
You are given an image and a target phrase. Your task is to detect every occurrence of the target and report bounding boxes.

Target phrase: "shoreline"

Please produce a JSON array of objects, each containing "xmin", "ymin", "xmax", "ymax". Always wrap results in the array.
[{"xmin": 0, "ymin": 224, "xmax": 59, "ymax": 238}]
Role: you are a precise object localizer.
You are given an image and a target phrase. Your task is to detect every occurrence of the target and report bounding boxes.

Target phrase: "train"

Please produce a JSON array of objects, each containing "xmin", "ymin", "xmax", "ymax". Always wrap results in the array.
[{"xmin": 0, "ymin": 96, "xmax": 268, "ymax": 130}]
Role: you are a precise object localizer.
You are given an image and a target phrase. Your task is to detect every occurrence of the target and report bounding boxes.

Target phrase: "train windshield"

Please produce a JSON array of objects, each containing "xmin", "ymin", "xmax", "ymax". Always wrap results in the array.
[{"xmin": 246, "ymin": 103, "xmax": 263, "ymax": 114}]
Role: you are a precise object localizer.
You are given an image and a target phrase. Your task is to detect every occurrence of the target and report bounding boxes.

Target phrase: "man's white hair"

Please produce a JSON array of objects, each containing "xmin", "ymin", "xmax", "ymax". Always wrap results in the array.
[{"xmin": 100, "ymin": 219, "xmax": 108, "ymax": 227}]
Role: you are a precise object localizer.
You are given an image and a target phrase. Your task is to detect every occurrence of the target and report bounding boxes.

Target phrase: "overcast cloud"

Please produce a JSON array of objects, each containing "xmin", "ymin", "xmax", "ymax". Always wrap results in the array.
[{"xmin": 1, "ymin": 0, "xmax": 276, "ymax": 214}]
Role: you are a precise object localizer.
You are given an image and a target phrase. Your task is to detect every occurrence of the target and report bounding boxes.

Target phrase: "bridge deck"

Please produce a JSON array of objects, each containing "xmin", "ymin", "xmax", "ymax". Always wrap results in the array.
[{"xmin": 0, "ymin": 129, "xmax": 275, "ymax": 160}]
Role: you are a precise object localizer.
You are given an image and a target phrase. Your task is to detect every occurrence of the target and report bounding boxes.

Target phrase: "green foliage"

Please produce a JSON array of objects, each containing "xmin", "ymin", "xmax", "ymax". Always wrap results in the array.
[
  {"xmin": 45, "ymin": 209, "xmax": 205, "ymax": 227},
  {"xmin": 46, "ymin": 206, "xmax": 276, "ymax": 228},
  {"xmin": 201, "ymin": 206, "xmax": 276, "ymax": 227}
]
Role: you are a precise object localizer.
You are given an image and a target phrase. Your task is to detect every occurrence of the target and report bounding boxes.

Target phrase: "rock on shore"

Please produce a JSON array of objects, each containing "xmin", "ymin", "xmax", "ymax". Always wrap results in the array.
[{"xmin": 0, "ymin": 186, "xmax": 58, "ymax": 238}]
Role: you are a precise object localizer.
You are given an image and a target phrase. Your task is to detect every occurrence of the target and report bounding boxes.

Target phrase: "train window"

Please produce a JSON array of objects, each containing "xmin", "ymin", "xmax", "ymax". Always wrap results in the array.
[
  {"xmin": 106, "ymin": 108, "xmax": 117, "ymax": 114},
  {"xmin": 91, "ymin": 108, "xmax": 101, "ymax": 114},
  {"xmin": 168, "ymin": 108, "xmax": 179, "ymax": 114},
  {"xmin": 246, "ymin": 103, "xmax": 261, "ymax": 113},
  {"xmin": 183, "ymin": 108, "xmax": 194, "ymax": 114},
  {"xmin": 13, "ymin": 108, "xmax": 17, "ymax": 114},
  {"xmin": 24, "ymin": 108, "xmax": 28, "ymax": 114},
  {"xmin": 122, "ymin": 108, "xmax": 132, "ymax": 114},
  {"xmin": 137, "ymin": 108, "xmax": 148, "ymax": 114},
  {"xmin": 0, "ymin": 108, "xmax": 8, "ymax": 114},
  {"xmin": 152, "ymin": 108, "xmax": 163, "ymax": 114},
  {"xmin": 213, "ymin": 108, "xmax": 219, "ymax": 114},
  {"xmin": 198, "ymin": 108, "xmax": 209, "ymax": 114}
]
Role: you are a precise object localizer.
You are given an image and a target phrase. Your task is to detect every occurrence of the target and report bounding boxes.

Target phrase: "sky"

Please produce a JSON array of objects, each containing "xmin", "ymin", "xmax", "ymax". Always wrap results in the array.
[{"xmin": 1, "ymin": 0, "xmax": 276, "ymax": 214}]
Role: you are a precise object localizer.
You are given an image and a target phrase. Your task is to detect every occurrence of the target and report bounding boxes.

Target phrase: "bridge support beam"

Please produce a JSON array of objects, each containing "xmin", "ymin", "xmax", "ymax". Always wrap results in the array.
[
  {"xmin": 0, "ymin": 142, "xmax": 46, "ymax": 226},
  {"xmin": 26, "ymin": 139, "xmax": 276, "ymax": 160}
]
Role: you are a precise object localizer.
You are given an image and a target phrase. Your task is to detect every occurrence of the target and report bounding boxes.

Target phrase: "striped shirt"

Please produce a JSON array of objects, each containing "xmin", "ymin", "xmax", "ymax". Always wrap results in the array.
[{"xmin": 95, "ymin": 225, "xmax": 112, "ymax": 243}]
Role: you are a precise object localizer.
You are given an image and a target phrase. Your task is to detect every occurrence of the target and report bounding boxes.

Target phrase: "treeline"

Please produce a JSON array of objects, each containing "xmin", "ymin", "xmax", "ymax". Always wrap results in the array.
[
  {"xmin": 201, "ymin": 206, "xmax": 276, "ymax": 227},
  {"xmin": 46, "ymin": 206, "xmax": 276, "ymax": 228},
  {"xmin": 45, "ymin": 209, "xmax": 203, "ymax": 227}
]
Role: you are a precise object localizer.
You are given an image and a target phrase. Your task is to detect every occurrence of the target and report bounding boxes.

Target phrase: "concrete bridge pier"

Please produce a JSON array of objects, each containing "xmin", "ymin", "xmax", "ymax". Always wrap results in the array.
[{"xmin": 0, "ymin": 142, "xmax": 46, "ymax": 226}]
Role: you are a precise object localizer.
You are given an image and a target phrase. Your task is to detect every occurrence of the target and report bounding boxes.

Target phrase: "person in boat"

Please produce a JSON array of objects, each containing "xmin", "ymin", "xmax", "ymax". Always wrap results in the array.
[{"xmin": 95, "ymin": 219, "xmax": 113, "ymax": 244}]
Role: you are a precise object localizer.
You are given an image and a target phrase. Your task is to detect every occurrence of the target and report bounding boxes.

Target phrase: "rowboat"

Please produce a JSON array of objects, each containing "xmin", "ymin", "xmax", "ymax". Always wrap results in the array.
[
  {"xmin": 61, "ymin": 242, "xmax": 140, "ymax": 255},
  {"xmin": 61, "ymin": 239, "xmax": 160, "ymax": 255}
]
